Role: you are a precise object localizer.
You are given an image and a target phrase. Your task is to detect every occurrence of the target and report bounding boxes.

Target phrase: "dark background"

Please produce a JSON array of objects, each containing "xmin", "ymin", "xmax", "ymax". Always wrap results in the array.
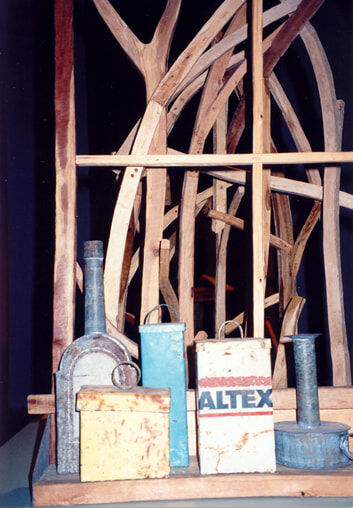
[{"xmin": 0, "ymin": 0, "xmax": 352, "ymax": 444}]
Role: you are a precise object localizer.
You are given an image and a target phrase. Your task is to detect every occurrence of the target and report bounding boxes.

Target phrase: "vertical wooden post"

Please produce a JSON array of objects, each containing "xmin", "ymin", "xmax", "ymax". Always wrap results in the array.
[
  {"xmin": 53, "ymin": 0, "xmax": 76, "ymax": 375},
  {"xmin": 251, "ymin": 0, "xmax": 264, "ymax": 337},
  {"xmin": 213, "ymin": 103, "xmax": 228, "ymax": 336},
  {"xmin": 52, "ymin": 0, "xmax": 76, "ymax": 463}
]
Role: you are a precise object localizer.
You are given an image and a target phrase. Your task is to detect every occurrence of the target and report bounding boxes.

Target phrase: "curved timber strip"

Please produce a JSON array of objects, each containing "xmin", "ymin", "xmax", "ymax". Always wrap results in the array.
[
  {"xmin": 300, "ymin": 21, "xmax": 351, "ymax": 385},
  {"xmin": 103, "ymin": 0, "xmax": 248, "ymax": 331},
  {"xmin": 180, "ymin": 0, "xmax": 246, "ymax": 348}
]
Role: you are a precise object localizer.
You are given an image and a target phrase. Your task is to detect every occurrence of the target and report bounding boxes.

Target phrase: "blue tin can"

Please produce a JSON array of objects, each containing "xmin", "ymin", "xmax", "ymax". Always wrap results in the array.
[{"xmin": 139, "ymin": 304, "xmax": 189, "ymax": 467}]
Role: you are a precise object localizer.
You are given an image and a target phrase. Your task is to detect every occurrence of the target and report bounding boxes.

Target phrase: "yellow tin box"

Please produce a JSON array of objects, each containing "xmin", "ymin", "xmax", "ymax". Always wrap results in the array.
[{"xmin": 76, "ymin": 385, "xmax": 171, "ymax": 482}]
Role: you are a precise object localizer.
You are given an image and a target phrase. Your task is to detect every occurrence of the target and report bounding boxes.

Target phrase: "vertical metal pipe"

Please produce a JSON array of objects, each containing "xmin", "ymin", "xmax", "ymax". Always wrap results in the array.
[
  {"xmin": 84, "ymin": 240, "xmax": 107, "ymax": 335},
  {"xmin": 291, "ymin": 334, "xmax": 320, "ymax": 428}
]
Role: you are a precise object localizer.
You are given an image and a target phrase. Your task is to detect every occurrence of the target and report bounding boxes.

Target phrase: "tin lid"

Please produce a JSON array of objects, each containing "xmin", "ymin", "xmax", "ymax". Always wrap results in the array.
[
  {"xmin": 139, "ymin": 322, "xmax": 186, "ymax": 333},
  {"xmin": 76, "ymin": 385, "xmax": 170, "ymax": 413},
  {"xmin": 195, "ymin": 337, "xmax": 271, "ymax": 351}
]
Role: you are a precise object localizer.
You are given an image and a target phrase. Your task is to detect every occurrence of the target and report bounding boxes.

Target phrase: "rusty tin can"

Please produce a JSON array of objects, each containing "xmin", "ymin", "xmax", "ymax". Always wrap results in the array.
[
  {"xmin": 77, "ymin": 385, "xmax": 171, "ymax": 481},
  {"xmin": 196, "ymin": 323, "xmax": 276, "ymax": 474}
]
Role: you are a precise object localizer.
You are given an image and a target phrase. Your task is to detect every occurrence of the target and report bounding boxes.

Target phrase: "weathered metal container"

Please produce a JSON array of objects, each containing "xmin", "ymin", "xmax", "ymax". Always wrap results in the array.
[
  {"xmin": 196, "ymin": 323, "xmax": 276, "ymax": 475},
  {"xmin": 139, "ymin": 304, "xmax": 189, "ymax": 467},
  {"xmin": 77, "ymin": 385, "xmax": 171, "ymax": 481},
  {"xmin": 275, "ymin": 334, "xmax": 353, "ymax": 469},
  {"xmin": 55, "ymin": 241, "xmax": 134, "ymax": 474}
]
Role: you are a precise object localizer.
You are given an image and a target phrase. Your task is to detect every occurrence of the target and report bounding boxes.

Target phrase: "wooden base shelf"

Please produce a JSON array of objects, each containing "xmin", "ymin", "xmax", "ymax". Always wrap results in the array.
[
  {"xmin": 33, "ymin": 459, "xmax": 353, "ymax": 506},
  {"xmin": 32, "ymin": 417, "xmax": 353, "ymax": 506}
]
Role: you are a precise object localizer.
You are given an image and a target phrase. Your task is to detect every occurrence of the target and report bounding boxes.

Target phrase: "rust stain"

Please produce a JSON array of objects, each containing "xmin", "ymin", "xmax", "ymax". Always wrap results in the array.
[
  {"xmin": 253, "ymin": 429, "xmax": 272, "ymax": 438},
  {"xmin": 235, "ymin": 432, "xmax": 250, "ymax": 451}
]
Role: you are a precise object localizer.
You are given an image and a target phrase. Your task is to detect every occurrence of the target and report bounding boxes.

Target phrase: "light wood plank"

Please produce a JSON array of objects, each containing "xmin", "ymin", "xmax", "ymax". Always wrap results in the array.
[
  {"xmin": 251, "ymin": 0, "xmax": 265, "ymax": 337},
  {"xmin": 207, "ymin": 209, "xmax": 292, "ymax": 252},
  {"xmin": 28, "ymin": 386, "xmax": 353, "ymax": 415},
  {"xmin": 215, "ymin": 188, "xmax": 245, "ymax": 337},
  {"xmin": 76, "ymin": 151, "xmax": 353, "ymax": 167},
  {"xmin": 300, "ymin": 22, "xmax": 351, "ymax": 385},
  {"xmin": 207, "ymin": 170, "xmax": 353, "ymax": 210}
]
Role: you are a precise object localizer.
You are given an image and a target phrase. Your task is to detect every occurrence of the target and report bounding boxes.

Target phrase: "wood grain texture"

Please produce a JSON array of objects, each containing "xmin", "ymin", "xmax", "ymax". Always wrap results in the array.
[
  {"xmin": 251, "ymin": 0, "xmax": 265, "ymax": 337},
  {"xmin": 207, "ymin": 209, "xmax": 292, "ymax": 252},
  {"xmin": 263, "ymin": 0, "xmax": 325, "ymax": 78},
  {"xmin": 215, "ymin": 188, "xmax": 245, "ymax": 337},
  {"xmin": 300, "ymin": 22, "xmax": 350, "ymax": 385},
  {"xmin": 272, "ymin": 295, "xmax": 306, "ymax": 389},
  {"xmin": 28, "ymin": 386, "xmax": 353, "ymax": 415},
  {"xmin": 139, "ymin": 0, "xmax": 181, "ymax": 324},
  {"xmin": 159, "ymin": 239, "xmax": 179, "ymax": 320},
  {"xmin": 53, "ymin": 0, "xmax": 76, "ymax": 375},
  {"xmin": 172, "ymin": 0, "xmax": 301, "ymax": 101},
  {"xmin": 77, "ymin": 151, "xmax": 353, "ymax": 167},
  {"xmin": 206, "ymin": 170, "xmax": 353, "ymax": 210}
]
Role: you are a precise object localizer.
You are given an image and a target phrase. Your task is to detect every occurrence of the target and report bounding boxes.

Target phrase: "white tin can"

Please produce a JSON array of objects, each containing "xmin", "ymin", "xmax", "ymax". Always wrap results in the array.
[{"xmin": 196, "ymin": 332, "xmax": 276, "ymax": 475}]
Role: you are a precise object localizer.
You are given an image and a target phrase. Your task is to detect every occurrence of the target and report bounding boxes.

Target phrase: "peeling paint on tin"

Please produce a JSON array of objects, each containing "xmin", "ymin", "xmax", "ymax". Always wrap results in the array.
[
  {"xmin": 196, "ymin": 338, "xmax": 276, "ymax": 474},
  {"xmin": 78, "ymin": 386, "xmax": 170, "ymax": 481}
]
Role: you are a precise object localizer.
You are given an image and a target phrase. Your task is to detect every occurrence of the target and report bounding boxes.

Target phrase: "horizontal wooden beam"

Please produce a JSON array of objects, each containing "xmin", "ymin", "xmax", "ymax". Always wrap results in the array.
[
  {"xmin": 76, "ymin": 152, "xmax": 353, "ymax": 167},
  {"xmin": 27, "ymin": 386, "xmax": 353, "ymax": 414},
  {"xmin": 208, "ymin": 170, "xmax": 353, "ymax": 210}
]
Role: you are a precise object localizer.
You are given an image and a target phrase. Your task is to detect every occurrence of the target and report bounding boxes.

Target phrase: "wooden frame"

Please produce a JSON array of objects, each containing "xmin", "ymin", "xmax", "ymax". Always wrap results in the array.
[{"xmin": 30, "ymin": 0, "xmax": 353, "ymax": 504}]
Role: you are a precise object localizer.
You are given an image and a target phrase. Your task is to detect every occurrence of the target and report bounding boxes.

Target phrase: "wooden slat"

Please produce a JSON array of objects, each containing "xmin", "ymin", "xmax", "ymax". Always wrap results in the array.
[
  {"xmin": 139, "ymin": 0, "xmax": 182, "ymax": 325},
  {"xmin": 207, "ymin": 170, "xmax": 353, "ymax": 210},
  {"xmin": 215, "ymin": 188, "xmax": 245, "ymax": 337},
  {"xmin": 159, "ymin": 239, "xmax": 179, "ymax": 320},
  {"xmin": 251, "ymin": 0, "xmax": 265, "ymax": 337},
  {"xmin": 300, "ymin": 22, "xmax": 351, "ymax": 385},
  {"xmin": 76, "ymin": 151, "xmax": 353, "ymax": 167},
  {"xmin": 27, "ymin": 386, "xmax": 353, "ymax": 415},
  {"xmin": 272, "ymin": 295, "xmax": 306, "ymax": 389},
  {"xmin": 207, "ymin": 209, "xmax": 292, "ymax": 252},
  {"xmin": 172, "ymin": 0, "xmax": 301, "ymax": 100}
]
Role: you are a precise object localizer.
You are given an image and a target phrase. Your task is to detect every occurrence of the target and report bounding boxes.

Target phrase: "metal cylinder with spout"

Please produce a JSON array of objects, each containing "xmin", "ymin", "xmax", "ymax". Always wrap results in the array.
[
  {"xmin": 55, "ymin": 240, "xmax": 132, "ymax": 474},
  {"xmin": 274, "ymin": 334, "xmax": 353, "ymax": 469},
  {"xmin": 84, "ymin": 240, "xmax": 107, "ymax": 335}
]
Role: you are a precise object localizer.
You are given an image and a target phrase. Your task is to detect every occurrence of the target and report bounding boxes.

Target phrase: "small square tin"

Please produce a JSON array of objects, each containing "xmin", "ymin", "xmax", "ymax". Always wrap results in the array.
[{"xmin": 77, "ymin": 385, "xmax": 170, "ymax": 481}]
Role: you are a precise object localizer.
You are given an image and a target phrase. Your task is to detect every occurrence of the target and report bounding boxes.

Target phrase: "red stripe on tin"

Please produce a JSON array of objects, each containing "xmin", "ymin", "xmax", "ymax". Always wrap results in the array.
[
  {"xmin": 199, "ymin": 411, "xmax": 273, "ymax": 418},
  {"xmin": 198, "ymin": 376, "xmax": 271, "ymax": 387}
]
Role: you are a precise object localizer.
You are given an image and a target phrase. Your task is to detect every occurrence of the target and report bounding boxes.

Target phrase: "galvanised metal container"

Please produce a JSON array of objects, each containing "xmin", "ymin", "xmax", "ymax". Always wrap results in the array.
[
  {"xmin": 274, "ymin": 334, "xmax": 353, "ymax": 469},
  {"xmin": 55, "ymin": 241, "xmax": 134, "ymax": 474},
  {"xmin": 139, "ymin": 304, "xmax": 189, "ymax": 467},
  {"xmin": 196, "ymin": 322, "xmax": 276, "ymax": 474}
]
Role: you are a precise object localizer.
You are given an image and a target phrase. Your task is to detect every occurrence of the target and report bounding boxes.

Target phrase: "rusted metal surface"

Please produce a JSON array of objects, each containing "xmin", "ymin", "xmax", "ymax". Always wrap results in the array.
[
  {"xmin": 275, "ymin": 334, "xmax": 353, "ymax": 469},
  {"xmin": 196, "ymin": 337, "xmax": 276, "ymax": 474},
  {"xmin": 77, "ymin": 386, "xmax": 170, "ymax": 481},
  {"xmin": 55, "ymin": 241, "xmax": 133, "ymax": 474}
]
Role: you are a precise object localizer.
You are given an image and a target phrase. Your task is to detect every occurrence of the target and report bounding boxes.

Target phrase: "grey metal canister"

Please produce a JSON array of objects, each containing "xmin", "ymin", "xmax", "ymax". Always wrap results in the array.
[{"xmin": 274, "ymin": 334, "xmax": 353, "ymax": 469}]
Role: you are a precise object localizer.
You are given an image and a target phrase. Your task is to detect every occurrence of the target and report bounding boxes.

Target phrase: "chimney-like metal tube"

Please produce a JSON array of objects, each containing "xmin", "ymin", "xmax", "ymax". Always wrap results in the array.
[
  {"xmin": 84, "ymin": 240, "xmax": 107, "ymax": 335},
  {"xmin": 291, "ymin": 334, "xmax": 321, "ymax": 428}
]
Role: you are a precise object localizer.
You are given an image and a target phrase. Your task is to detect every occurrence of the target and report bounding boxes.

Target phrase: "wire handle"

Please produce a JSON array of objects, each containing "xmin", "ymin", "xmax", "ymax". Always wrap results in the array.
[
  {"xmin": 112, "ymin": 360, "xmax": 141, "ymax": 390},
  {"xmin": 217, "ymin": 320, "xmax": 244, "ymax": 339},
  {"xmin": 340, "ymin": 433, "xmax": 353, "ymax": 461},
  {"xmin": 145, "ymin": 303, "xmax": 180, "ymax": 324}
]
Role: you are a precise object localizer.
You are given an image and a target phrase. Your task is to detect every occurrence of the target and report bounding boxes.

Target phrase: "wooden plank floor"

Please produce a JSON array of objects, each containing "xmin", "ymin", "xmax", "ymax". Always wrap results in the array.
[{"xmin": 33, "ymin": 459, "xmax": 353, "ymax": 506}]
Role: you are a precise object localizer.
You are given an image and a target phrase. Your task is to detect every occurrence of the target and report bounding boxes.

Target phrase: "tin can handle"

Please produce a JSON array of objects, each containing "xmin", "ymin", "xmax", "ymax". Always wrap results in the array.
[
  {"xmin": 145, "ymin": 304, "xmax": 180, "ymax": 324},
  {"xmin": 217, "ymin": 320, "xmax": 244, "ymax": 339},
  {"xmin": 340, "ymin": 433, "xmax": 353, "ymax": 461},
  {"xmin": 112, "ymin": 360, "xmax": 141, "ymax": 390}
]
